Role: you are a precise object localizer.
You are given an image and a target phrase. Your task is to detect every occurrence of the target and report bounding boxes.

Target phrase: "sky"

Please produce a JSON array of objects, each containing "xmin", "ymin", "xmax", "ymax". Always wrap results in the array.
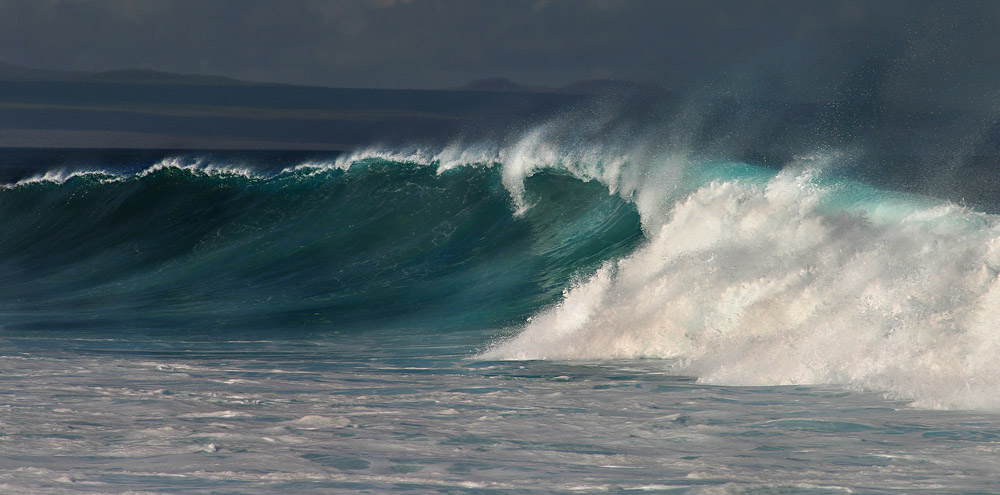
[{"xmin": 1, "ymin": 0, "xmax": 1000, "ymax": 110}]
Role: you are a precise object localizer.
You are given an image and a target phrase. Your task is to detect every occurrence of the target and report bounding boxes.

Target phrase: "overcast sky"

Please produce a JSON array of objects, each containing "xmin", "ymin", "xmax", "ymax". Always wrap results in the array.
[{"xmin": 1, "ymin": 0, "xmax": 999, "ymax": 109}]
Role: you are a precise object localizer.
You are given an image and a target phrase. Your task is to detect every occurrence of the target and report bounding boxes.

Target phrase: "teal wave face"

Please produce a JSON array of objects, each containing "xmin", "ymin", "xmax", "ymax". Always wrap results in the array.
[{"xmin": 0, "ymin": 158, "xmax": 643, "ymax": 335}]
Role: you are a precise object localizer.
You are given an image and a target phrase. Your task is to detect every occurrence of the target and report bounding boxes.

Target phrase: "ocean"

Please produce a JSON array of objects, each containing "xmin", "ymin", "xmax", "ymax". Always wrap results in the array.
[{"xmin": 2, "ymin": 129, "xmax": 1000, "ymax": 493}]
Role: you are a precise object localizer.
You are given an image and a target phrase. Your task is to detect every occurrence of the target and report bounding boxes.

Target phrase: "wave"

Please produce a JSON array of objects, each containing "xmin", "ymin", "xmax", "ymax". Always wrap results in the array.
[
  {"xmin": 5, "ymin": 122, "xmax": 1000, "ymax": 409},
  {"xmin": 0, "ymin": 155, "xmax": 642, "ymax": 334}
]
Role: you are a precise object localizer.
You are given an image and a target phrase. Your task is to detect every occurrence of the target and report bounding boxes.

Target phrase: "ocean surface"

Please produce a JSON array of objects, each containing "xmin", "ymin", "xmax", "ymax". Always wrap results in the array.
[{"xmin": 3, "ymin": 132, "xmax": 1000, "ymax": 494}]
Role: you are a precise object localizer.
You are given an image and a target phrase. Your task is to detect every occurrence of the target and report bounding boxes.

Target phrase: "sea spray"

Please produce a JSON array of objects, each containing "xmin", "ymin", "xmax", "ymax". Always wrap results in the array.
[{"xmin": 482, "ymin": 160, "xmax": 1000, "ymax": 409}]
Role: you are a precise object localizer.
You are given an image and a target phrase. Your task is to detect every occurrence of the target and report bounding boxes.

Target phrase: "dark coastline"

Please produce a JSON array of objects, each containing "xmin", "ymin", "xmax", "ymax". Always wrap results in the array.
[{"xmin": 0, "ymin": 79, "xmax": 583, "ymax": 151}]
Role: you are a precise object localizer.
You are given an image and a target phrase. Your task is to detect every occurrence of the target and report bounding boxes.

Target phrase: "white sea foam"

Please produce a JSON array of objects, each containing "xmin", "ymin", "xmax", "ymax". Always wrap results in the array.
[
  {"xmin": 2, "ymin": 340, "xmax": 993, "ymax": 493},
  {"xmin": 283, "ymin": 415, "xmax": 351, "ymax": 429},
  {"xmin": 318, "ymin": 145, "xmax": 499, "ymax": 177},
  {"xmin": 279, "ymin": 158, "xmax": 353, "ymax": 176},
  {"xmin": 482, "ymin": 157, "xmax": 1000, "ymax": 410},
  {"xmin": 1, "ymin": 156, "xmax": 263, "ymax": 189},
  {"xmin": 1, "ymin": 169, "xmax": 120, "ymax": 189},
  {"xmin": 331, "ymin": 147, "xmax": 441, "ymax": 170},
  {"xmin": 138, "ymin": 157, "xmax": 255, "ymax": 178}
]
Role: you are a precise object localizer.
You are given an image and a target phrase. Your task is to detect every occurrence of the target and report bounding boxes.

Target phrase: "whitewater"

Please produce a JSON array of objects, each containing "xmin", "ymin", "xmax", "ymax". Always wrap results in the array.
[{"xmin": 3, "ymin": 116, "xmax": 1000, "ymax": 492}]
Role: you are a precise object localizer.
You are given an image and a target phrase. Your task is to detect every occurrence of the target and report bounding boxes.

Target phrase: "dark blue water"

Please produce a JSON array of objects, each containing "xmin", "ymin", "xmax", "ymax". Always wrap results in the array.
[{"xmin": 0, "ymin": 149, "xmax": 642, "ymax": 335}]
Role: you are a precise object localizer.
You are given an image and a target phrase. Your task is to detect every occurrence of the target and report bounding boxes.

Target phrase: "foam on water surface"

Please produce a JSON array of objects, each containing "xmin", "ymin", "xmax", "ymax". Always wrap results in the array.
[
  {"xmin": 485, "ymin": 160, "xmax": 1000, "ymax": 409},
  {"xmin": 1, "ymin": 337, "xmax": 999, "ymax": 494}
]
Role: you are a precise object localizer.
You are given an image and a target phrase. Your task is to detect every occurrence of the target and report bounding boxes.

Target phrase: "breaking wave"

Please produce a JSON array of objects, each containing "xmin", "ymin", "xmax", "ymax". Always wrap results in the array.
[{"xmin": 5, "ymin": 129, "xmax": 1000, "ymax": 409}]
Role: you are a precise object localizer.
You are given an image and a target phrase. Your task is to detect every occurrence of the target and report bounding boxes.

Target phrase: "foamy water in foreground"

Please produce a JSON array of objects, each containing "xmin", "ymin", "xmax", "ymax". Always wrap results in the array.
[{"xmin": 2, "ymin": 336, "xmax": 999, "ymax": 495}]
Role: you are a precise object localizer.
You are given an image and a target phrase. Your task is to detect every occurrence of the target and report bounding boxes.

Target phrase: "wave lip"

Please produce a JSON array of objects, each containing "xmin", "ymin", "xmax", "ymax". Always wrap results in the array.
[
  {"xmin": 1, "ymin": 169, "xmax": 118, "ymax": 188},
  {"xmin": 1, "ymin": 156, "xmax": 266, "ymax": 190}
]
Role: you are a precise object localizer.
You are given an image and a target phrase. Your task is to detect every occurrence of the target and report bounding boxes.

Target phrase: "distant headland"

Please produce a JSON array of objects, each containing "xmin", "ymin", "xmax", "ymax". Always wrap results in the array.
[{"xmin": 0, "ymin": 62, "xmax": 657, "ymax": 150}]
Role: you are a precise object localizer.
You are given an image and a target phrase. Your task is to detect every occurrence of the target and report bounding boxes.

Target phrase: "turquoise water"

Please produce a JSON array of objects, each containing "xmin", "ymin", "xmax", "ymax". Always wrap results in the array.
[
  {"xmin": 0, "ymin": 155, "xmax": 641, "ymax": 334},
  {"xmin": 2, "ymin": 146, "xmax": 1000, "ymax": 493}
]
